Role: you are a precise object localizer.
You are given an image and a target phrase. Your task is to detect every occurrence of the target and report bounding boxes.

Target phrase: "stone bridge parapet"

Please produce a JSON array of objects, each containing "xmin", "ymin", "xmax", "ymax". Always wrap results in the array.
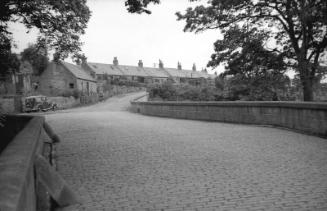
[
  {"xmin": 131, "ymin": 99, "xmax": 327, "ymax": 137},
  {"xmin": 0, "ymin": 115, "xmax": 77, "ymax": 211}
]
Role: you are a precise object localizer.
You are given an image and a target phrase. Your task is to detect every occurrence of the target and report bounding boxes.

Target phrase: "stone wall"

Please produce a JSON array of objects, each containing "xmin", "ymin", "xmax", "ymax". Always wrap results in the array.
[
  {"xmin": 48, "ymin": 96, "xmax": 80, "ymax": 109},
  {"xmin": 0, "ymin": 95, "xmax": 22, "ymax": 113},
  {"xmin": 131, "ymin": 100, "xmax": 327, "ymax": 137},
  {"xmin": 0, "ymin": 116, "xmax": 44, "ymax": 211},
  {"xmin": 48, "ymin": 86, "xmax": 143, "ymax": 108},
  {"xmin": 0, "ymin": 97, "xmax": 15, "ymax": 113},
  {"xmin": 0, "ymin": 75, "xmax": 16, "ymax": 95},
  {"xmin": 80, "ymin": 93, "xmax": 99, "ymax": 105},
  {"xmin": 0, "ymin": 115, "xmax": 67, "ymax": 211}
]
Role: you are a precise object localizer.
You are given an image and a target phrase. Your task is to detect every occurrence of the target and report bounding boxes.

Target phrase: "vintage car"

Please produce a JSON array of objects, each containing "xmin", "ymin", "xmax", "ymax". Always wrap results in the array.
[{"xmin": 24, "ymin": 95, "xmax": 57, "ymax": 112}]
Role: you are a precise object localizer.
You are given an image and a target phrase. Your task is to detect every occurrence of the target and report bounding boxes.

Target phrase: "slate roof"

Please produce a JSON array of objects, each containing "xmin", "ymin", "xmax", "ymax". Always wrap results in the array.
[
  {"xmin": 183, "ymin": 70, "xmax": 194, "ymax": 78},
  {"xmin": 164, "ymin": 68, "xmax": 213, "ymax": 79},
  {"xmin": 191, "ymin": 70, "xmax": 214, "ymax": 79},
  {"xmin": 117, "ymin": 65, "xmax": 148, "ymax": 77},
  {"xmin": 87, "ymin": 63, "xmax": 124, "ymax": 76},
  {"xmin": 61, "ymin": 61, "xmax": 96, "ymax": 82},
  {"xmin": 143, "ymin": 67, "xmax": 170, "ymax": 78},
  {"xmin": 163, "ymin": 68, "xmax": 188, "ymax": 78}
]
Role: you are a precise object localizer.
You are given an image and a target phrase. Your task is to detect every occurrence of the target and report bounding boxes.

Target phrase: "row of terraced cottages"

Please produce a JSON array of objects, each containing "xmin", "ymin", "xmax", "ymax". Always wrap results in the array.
[
  {"xmin": 82, "ymin": 57, "xmax": 216, "ymax": 92},
  {"xmin": 38, "ymin": 57, "xmax": 216, "ymax": 96}
]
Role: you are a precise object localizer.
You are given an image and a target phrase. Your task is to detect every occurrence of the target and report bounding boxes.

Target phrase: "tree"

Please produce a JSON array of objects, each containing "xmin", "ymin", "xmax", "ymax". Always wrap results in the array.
[
  {"xmin": 20, "ymin": 42, "xmax": 49, "ymax": 75},
  {"xmin": 0, "ymin": 34, "xmax": 19, "ymax": 78},
  {"xmin": 0, "ymin": 0, "xmax": 162, "ymax": 76},
  {"xmin": 0, "ymin": 0, "xmax": 91, "ymax": 65},
  {"xmin": 208, "ymin": 26, "xmax": 290, "ymax": 100},
  {"xmin": 125, "ymin": 0, "xmax": 160, "ymax": 14},
  {"xmin": 209, "ymin": 26, "xmax": 286, "ymax": 74},
  {"xmin": 176, "ymin": 0, "xmax": 327, "ymax": 101},
  {"xmin": 222, "ymin": 72, "xmax": 292, "ymax": 101}
]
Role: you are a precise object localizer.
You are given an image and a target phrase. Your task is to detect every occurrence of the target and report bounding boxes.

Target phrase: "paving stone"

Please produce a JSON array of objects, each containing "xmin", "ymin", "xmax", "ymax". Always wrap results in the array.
[{"xmin": 47, "ymin": 92, "xmax": 327, "ymax": 211}]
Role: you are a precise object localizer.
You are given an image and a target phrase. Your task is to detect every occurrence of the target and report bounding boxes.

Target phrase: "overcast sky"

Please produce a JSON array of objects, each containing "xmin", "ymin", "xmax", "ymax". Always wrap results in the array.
[{"xmin": 9, "ymin": 0, "xmax": 224, "ymax": 74}]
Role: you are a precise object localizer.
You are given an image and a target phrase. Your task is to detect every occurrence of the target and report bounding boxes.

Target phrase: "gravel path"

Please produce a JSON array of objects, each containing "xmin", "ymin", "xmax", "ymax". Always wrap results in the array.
[{"xmin": 46, "ymin": 92, "xmax": 327, "ymax": 211}]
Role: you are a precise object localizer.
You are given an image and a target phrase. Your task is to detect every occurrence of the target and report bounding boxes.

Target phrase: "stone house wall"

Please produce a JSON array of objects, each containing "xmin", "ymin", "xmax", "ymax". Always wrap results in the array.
[
  {"xmin": 39, "ymin": 62, "xmax": 97, "ymax": 96},
  {"xmin": 145, "ymin": 77, "xmax": 168, "ymax": 84},
  {"xmin": 76, "ymin": 79, "xmax": 97, "ymax": 95},
  {"xmin": 39, "ymin": 62, "xmax": 77, "ymax": 96}
]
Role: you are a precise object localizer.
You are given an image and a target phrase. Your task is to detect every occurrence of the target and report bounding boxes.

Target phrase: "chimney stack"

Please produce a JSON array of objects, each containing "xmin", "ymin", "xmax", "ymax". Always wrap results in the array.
[
  {"xmin": 81, "ymin": 56, "xmax": 87, "ymax": 64},
  {"xmin": 113, "ymin": 57, "xmax": 119, "ymax": 66},
  {"xmin": 192, "ymin": 63, "xmax": 196, "ymax": 71},
  {"xmin": 159, "ymin": 59, "xmax": 164, "ymax": 69},
  {"xmin": 138, "ymin": 60, "xmax": 143, "ymax": 68},
  {"xmin": 177, "ymin": 62, "xmax": 182, "ymax": 70}
]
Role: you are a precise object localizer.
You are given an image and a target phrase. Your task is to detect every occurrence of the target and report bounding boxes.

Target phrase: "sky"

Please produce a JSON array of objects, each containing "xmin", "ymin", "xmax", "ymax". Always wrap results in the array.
[{"xmin": 9, "ymin": 0, "xmax": 224, "ymax": 74}]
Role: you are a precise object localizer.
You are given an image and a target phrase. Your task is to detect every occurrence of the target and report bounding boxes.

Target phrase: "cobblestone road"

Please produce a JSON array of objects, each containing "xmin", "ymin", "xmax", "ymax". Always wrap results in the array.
[{"xmin": 46, "ymin": 92, "xmax": 327, "ymax": 211}]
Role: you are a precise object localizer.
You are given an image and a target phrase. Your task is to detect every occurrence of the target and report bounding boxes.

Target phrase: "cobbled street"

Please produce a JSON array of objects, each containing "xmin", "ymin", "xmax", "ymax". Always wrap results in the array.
[{"xmin": 46, "ymin": 92, "xmax": 327, "ymax": 211}]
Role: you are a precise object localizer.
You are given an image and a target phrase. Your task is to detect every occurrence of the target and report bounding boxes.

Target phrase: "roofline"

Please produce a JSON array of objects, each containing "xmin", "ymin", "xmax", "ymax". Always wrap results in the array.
[
  {"xmin": 85, "ymin": 62, "xmax": 216, "ymax": 78},
  {"xmin": 88, "ymin": 62, "xmax": 214, "ymax": 74},
  {"xmin": 87, "ymin": 62, "xmax": 125, "ymax": 76},
  {"xmin": 76, "ymin": 77, "xmax": 97, "ymax": 82},
  {"xmin": 57, "ymin": 61, "xmax": 78, "ymax": 81},
  {"xmin": 59, "ymin": 61, "xmax": 96, "ymax": 82}
]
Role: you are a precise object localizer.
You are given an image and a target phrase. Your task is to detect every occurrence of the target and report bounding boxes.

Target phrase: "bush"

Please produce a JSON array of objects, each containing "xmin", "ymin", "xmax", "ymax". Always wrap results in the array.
[
  {"xmin": 147, "ymin": 81, "xmax": 223, "ymax": 101},
  {"xmin": 111, "ymin": 79, "xmax": 145, "ymax": 87},
  {"xmin": 147, "ymin": 81, "xmax": 176, "ymax": 101}
]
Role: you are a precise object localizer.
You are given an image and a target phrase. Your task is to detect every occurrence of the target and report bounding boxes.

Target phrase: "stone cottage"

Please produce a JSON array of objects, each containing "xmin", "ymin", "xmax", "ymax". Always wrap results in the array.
[{"xmin": 39, "ymin": 61, "xmax": 96, "ymax": 96}]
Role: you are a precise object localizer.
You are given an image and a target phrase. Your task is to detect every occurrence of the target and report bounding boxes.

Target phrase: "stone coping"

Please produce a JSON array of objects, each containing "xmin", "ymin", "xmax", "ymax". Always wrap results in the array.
[
  {"xmin": 0, "ymin": 115, "xmax": 45, "ymax": 211},
  {"xmin": 131, "ymin": 97, "xmax": 327, "ymax": 137},
  {"xmin": 132, "ymin": 100, "xmax": 327, "ymax": 110}
]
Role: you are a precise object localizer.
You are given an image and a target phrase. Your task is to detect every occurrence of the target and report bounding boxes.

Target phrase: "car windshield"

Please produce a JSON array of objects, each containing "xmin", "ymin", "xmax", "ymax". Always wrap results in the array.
[
  {"xmin": 34, "ymin": 97, "xmax": 43, "ymax": 102},
  {"xmin": 26, "ymin": 97, "xmax": 45, "ymax": 104},
  {"xmin": 25, "ymin": 98, "xmax": 36, "ymax": 108},
  {"xmin": 26, "ymin": 98, "xmax": 33, "ymax": 103}
]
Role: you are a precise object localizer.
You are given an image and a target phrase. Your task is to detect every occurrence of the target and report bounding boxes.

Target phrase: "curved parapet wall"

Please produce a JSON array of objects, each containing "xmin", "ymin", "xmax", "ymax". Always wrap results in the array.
[
  {"xmin": 131, "ymin": 100, "xmax": 327, "ymax": 137},
  {"xmin": 0, "ymin": 116, "xmax": 44, "ymax": 211}
]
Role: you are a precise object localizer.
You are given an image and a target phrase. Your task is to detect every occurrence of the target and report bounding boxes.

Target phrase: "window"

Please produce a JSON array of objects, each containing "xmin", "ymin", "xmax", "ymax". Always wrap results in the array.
[
  {"xmin": 139, "ymin": 77, "xmax": 145, "ymax": 83},
  {"xmin": 69, "ymin": 83, "xmax": 74, "ymax": 89}
]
